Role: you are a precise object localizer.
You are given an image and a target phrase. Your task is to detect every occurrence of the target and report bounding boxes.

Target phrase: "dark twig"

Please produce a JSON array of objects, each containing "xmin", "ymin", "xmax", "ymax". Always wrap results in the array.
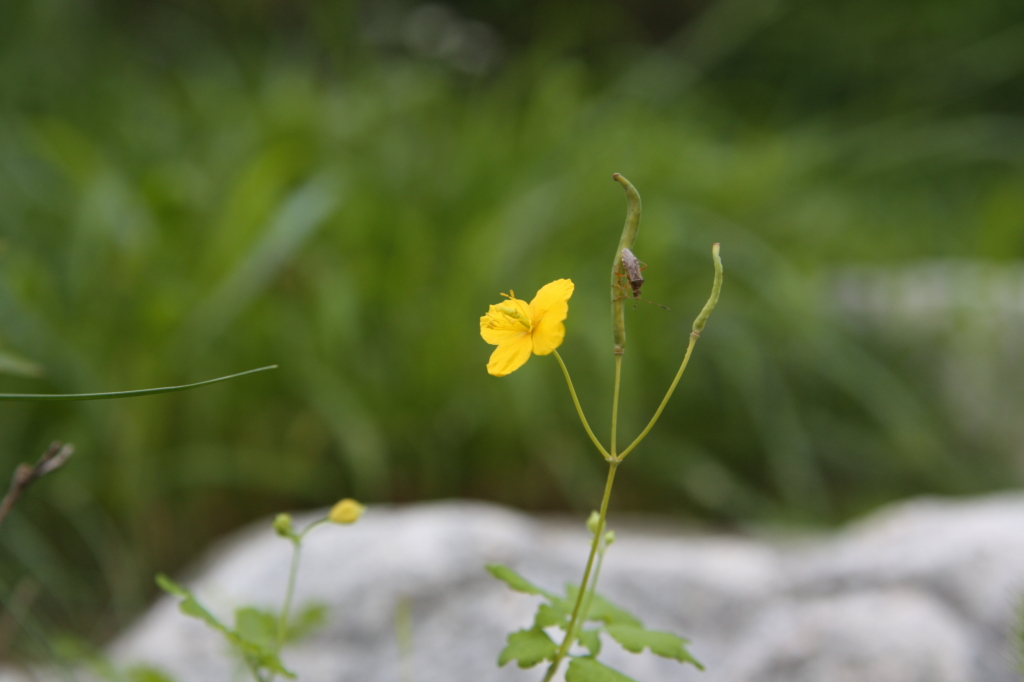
[{"xmin": 0, "ymin": 441, "xmax": 74, "ymax": 530}]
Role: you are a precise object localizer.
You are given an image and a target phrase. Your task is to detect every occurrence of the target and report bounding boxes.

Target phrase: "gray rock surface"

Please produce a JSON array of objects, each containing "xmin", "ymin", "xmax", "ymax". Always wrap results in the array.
[{"xmin": 8, "ymin": 493, "xmax": 1024, "ymax": 682}]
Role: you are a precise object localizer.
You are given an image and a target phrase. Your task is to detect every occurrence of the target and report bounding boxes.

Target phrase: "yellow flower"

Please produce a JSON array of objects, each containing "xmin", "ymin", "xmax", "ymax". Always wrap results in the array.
[
  {"xmin": 479, "ymin": 279, "xmax": 574, "ymax": 376},
  {"xmin": 329, "ymin": 498, "xmax": 365, "ymax": 524}
]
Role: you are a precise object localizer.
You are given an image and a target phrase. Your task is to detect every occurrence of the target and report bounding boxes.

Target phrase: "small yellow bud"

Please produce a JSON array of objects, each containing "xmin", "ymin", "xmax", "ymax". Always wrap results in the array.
[
  {"xmin": 329, "ymin": 498, "xmax": 365, "ymax": 524},
  {"xmin": 604, "ymin": 530, "xmax": 616, "ymax": 546},
  {"xmin": 273, "ymin": 513, "xmax": 294, "ymax": 537},
  {"xmin": 586, "ymin": 511, "xmax": 601, "ymax": 536}
]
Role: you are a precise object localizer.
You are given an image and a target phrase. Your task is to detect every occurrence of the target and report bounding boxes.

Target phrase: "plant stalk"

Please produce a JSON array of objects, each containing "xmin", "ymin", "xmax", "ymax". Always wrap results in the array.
[
  {"xmin": 610, "ymin": 356, "xmax": 622, "ymax": 458},
  {"xmin": 554, "ymin": 350, "xmax": 611, "ymax": 460},
  {"xmin": 541, "ymin": 461, "xmax": 618, "ymax": 682}
]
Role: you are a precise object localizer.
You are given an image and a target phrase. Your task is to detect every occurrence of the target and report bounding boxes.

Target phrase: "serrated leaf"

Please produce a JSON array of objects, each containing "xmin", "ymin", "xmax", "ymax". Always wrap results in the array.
[
  {"xmin": 497, "ymin": 627, "xmax": 558, "ymax": 668},
  {"xmin": 565, "ymin": 585, "xmax": 642, "ymax": 627},
  {"xmin": 577, "ymin": 629, "xmax": 602, "ymax": 656},
  {"xmin": 534, "ymin": 601, "xmax": 571, "ymax": 629},
  {"xmin": 605, "ymin": 625, "xmax": 703, "ymax": 669},
  {"xmin": 235, "ymin": 607, "xmax": 277, "ymax": 649},
  {"xmin": 565, "ymin": 657, "xmax": 639, "ymax": 682},
  {"xmin": 487, "ymin": 564, "xmax": 555, "ymax": 598},
  {"xmin": 286, "ymin": 603, "xmax": 328, "ymax": 642}
]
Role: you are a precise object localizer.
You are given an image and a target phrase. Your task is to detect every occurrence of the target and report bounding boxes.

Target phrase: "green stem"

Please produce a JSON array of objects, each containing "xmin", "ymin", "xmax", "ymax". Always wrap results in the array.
[
  {"xmin": 618, "ymin": 243, "xmax": 722, "ymax": 461},
  {"xmin": 610, "ymin": 356, "xmax": 622, "ymax": 458},
  {"xmin": 553, "ymin": 351, "xmax": 610, "ymax": 460},
  {"xmin": 617, "ymin": 335, "xmax": 697, "ymax": 461},
  {"xmin": 578, "ymin": 539, "xmax": 608, "ymax": 637},
  {"xmin": 0, "ymin": 365, "xmax": 278, "ymax": 401},
  {"xmin": 276, "ymin": 538, "xmax": 302, "ymax": 652},
  {"xmin": 541, "ymin": 461, "xmax": 618, "ymax": 682},
  {"xmin": 270, "ymin": 519, "xmax": 327, "ymax": 682}
]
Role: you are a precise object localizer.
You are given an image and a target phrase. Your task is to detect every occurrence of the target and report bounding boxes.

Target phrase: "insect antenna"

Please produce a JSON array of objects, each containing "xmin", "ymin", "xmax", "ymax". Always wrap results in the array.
[{"xmin": 631, "ymin": 296, "xmax": 669, "ymax": 310}]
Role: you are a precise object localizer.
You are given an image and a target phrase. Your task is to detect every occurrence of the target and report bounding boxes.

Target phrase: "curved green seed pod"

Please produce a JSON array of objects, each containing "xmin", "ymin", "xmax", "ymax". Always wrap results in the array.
[
  {"xmin": 692, "ymin": 243, "xmax": 723, "ymax": 335},
  {"xmin": 610, "ymin": 173, "xmax": 641, "ymax": 355}
]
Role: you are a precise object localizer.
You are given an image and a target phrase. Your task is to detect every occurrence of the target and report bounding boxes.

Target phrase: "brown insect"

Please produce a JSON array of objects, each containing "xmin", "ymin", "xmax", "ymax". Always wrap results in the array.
[{"xmin": 619, "ymin": 248, "xmax": 668, "ymax": 309}]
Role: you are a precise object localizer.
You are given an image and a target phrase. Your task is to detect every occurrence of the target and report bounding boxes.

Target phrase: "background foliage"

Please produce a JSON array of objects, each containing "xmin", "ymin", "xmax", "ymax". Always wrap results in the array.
[{"xmin": 2, "ymin": 0, "xmax": 1024, "ymax": 659}]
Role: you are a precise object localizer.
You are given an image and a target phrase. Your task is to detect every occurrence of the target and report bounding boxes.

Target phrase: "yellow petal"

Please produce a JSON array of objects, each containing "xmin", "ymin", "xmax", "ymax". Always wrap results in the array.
[
  {"xmin": 530, "ymin": 279, "xmax": 573, "ymax": 355},
  {"xmin": 486, "ymin": 335, "xmax": 533, "ymax": 376},
  {"xmin": 530, "ymin": 279, "xmax": 574, "ymax": 320},
  {"xmin": 480, "ymin": 298, "xmax": 534, "ymax": 345}
]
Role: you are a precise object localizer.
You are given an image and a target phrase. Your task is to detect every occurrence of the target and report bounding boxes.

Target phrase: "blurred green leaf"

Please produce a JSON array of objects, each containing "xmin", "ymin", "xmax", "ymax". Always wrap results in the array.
[
  {"xmin": 487, "ymin": 564, "xmax": 556, "ymax": 599},
  {"xmin": 577, "ymin": 629, "xmax": 602, "ymax": 657},
  {"xmin": 605, "ymin": 624, "xmax": 702, "ymax": 668},
  {"xmin": 125, "ymin": 666, "xmax": 176, "ymax": 682},
  {"xmin": 565, "ymin": 585, "xmax": 641, "ymax": 627},
  {"xmin": 497, "ymin": 626, "xmax": 558, "ymax": 669},
  {"xmin": 234, "ymin": 607, "xmax": 277, "ymax": 649},
  {"xmin": 534, "ymin": 601, "xmax": 571, "ymax": 629},
  {"xmin": 286, "ymin": 602, "xmax": 328, "ymax": 643},
  {"xmin": 565, "ymin": 657, "xmax": 639, "ymax": 682},
  {"xmin": 155, "ymin": 574, "xmax": 230, "ymax": 636},
  {"xmin": 155, "ymin": 575, "xmax": 295, "ymax": 679}
]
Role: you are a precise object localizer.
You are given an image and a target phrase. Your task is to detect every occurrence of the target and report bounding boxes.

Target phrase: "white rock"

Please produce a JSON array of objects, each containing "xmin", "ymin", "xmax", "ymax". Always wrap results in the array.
[{"xmin": 6, "ymin": 494, "xmax": 1024, "ymax": 682}]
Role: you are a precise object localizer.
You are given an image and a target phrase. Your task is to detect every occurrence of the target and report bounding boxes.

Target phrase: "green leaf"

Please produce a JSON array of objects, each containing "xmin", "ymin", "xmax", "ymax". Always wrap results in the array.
[
  {"xmin": 497, "ymin": 627, "xmax": 558, "ymax": 669},
  {"xmin": 0, "ymin": 365, "xmax": 277, "ymax": 401},
  {"xmin": 125, "ymin": 665, "xmax": 176, "ymax": 682},
  {"xmin": 486, "ymin": 564, "xmax": 555, "ymax": 598},
  {"xmin": 238, "ymin": 644, "xmax": 296, "ymax": 679},
  {"xmin": 534, "ymin": 601, "xmax": 571, "ymax": 629},
  {"xmin": 234, "ymin": 607, "xmax": 277, "ymax": 649},
  {"xmin": 155, "ymin": 575, "xmax": 296, "ymax": 679},
  {"xmin": 577, "ymin": 629, "xmax": 602, "ymax": 656},
  {"xmin": 565, "ymin": 585, "xmax": 642, "ymax": 627},
  {"xmin": 155, "ymin": 574, "xmax": 231, "ymax": 636},
  {"xmin": 286, "ymin": 603, "xmax": 328, "ymax": 642},
  {"xmin": 565, "ymin": 657, "xmax": 639, "ymax": 682},
  {"xmin": 605, "ymin": 625, "xmax": 703, "ymax": 669}
]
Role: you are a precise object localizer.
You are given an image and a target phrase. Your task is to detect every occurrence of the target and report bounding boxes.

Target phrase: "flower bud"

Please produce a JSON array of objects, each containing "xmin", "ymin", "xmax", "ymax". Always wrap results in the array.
[
  {"xmin": 604, "ymin": 530, "xmax": 616, "ymax": 546},
  {"xmin": 273, "ymin": 513, "xmax": 294, "ymax": 537},
  {"xmin": 586, "ymin": 510, "xmax": 601, "ymax": 536},
  {"xmin": 329, "ymin": 498, "xmax": 365, "ymax": 525}
]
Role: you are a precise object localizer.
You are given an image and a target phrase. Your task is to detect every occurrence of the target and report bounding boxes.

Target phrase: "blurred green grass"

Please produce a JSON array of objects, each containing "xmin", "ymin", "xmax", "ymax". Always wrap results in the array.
[{"xmin": 2, "ymin": 0, "xmax": 1024, "ymax": 658}]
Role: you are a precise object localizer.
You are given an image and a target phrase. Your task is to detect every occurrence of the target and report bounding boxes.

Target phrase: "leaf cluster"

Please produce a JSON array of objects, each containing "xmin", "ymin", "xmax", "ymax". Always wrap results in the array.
[
  {"xmin": 487, "ymin": 564, "xmax": 701, "ymax": 681},
  {"xmin": 155, "ymin": 575, "xmax": 325, "ymax": 681}
]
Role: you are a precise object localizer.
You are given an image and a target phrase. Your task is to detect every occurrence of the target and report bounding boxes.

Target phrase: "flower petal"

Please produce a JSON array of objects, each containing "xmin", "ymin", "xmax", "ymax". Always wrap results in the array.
[
  {"xmin": 530, "ymin": 279, "xmax": 574, "ymax": 320},
  {"xmin": 480, "ymin": 298, "xmax": 534, "ymax": 346},
  {"xmin": 530, "ymin": 279, "xmax": 573, "ymax": 355},
  {"xmin": 486, "ymin": 335, "xmax": 533, "ymax": 376}
]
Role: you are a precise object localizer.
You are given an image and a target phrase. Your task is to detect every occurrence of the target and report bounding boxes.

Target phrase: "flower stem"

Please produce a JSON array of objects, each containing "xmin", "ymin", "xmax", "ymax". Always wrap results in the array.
[
  {"xmin": 578, "ymin": 535, "xmax": 609, "ymax": 635},
  {"xmin": 541, "ymin": 460, "xmax": 618, "ymax": 682},
  {"xmin": 276, "ymin": 538, "xmax": 302, "ymax": 652},
  {"xmin": 617, "ymin": 334, "xmax": 697, "ymax": 461},
  {"xmin": 610, "ymin": 355, "xmax": 622, "ymax": 458},
  {"xmin": 618, "ymin": 243, "xmax": 722, "ymax": 461},
  {"xmin": 270, "ymin": 519, "xmax": 327, "ymax": 682},
  {"xmin": 553, "ymin": 350, "xmax": 611, "ymax": 460}
]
